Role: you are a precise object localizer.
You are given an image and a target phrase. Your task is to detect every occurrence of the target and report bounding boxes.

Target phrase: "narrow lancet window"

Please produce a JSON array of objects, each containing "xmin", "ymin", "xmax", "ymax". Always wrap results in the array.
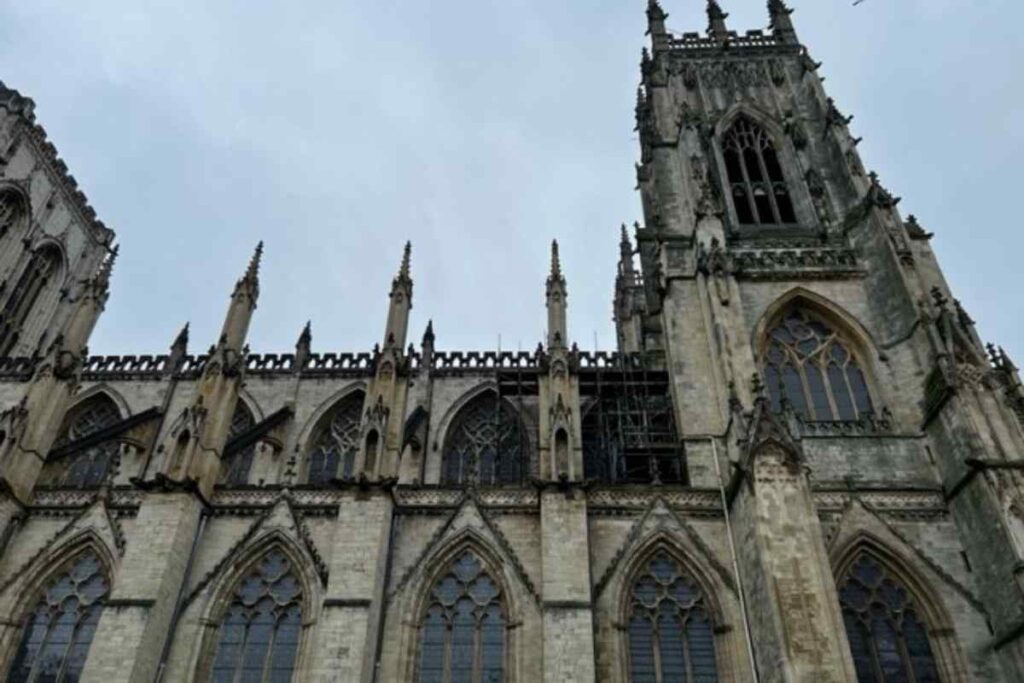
[
  {"xmin": 762, "ymin": 308, "xmax": 873, "ymax": 421},
  {"xmin": 9, "ymin": 550, "xmax": 109, "ymax": 683},
  {"xmin": 441, "ymin": 393, "xmax": 527, "ymax": 486},
  {"xmin": 417, "ymin": 551, "xmax": 506, "ymax": 683},
  {"xmin": 307, "ymin": 393, "xmax": 363, "ymax": 484},
  {"xmin": 0, "ymin": 246, "xmax": 61, "ymax": 356},
  {"xmin": 722, "ymin": 116, "xmax": 796, "ymax": 227},
  {"xmin": 222, "ymin": 402, "xmax": 256, "ymax": 486},
  {"xmin": 838, "ymin": 552, "xmax": 941, "ymax": 682},
  {"xmin": 210, "ymin": 550, "xmax": 303, "ymax": 683},
  {"xmin": 627, "ymin": 551, "xmax": 718, "ymax": 682}
]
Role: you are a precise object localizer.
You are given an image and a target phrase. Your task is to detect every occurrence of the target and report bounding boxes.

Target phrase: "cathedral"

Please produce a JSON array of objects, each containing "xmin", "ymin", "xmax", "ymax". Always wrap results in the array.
[{"xmin": 0, "ymin": 1, "xmax": 1022, "ymax": 681}]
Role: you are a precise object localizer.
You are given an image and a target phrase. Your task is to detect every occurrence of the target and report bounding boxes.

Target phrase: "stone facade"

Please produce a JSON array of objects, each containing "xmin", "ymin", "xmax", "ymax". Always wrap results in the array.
[{"xmin": 0, "ymin": 1, "xmax": 1022, "ymax": 681}]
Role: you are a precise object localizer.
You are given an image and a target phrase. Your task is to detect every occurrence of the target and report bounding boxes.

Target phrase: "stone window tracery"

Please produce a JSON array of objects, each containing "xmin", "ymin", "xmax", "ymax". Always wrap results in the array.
[
  {"xmin": 721, "ymin": 116, "xmax": 797, "ymax": 227},
  {"xmin": 307, "ymin": 393, "xmax": 363, "ymax": 485},
  {"xmin": 417, "ymin": 551, "xmax": 506, "ymax": 683},
  {"xmin": 838, "ymin": 552, "xmax": 940, "ymax": 683},
  {"xmin": 0, "ymin": 246, "xmax": 61, "ymax": 356},
  {"xmin": 761, "ymin": 308, "xmax": 873, "ymax": 421},
  {"xmin": 222, "ymin": 402, "xmax": 256, "ymax": 486},
  {"xmin": 441, "ymin": 393, "xmax": 527, "ymax": 487},
  {"xmin": 52, "ymin": 396, "xmax": 122, "ymax": 488},
  {"xmin": 9, "ymin": 550, "xmax": 109, "ymax": 683},
  {"xmin": 626, "ymin": 551, "xmax": 718, "ymax": 683},
  {"xmin": 210, "ymin": 550, "xmax": 303, "ymax": 683}
]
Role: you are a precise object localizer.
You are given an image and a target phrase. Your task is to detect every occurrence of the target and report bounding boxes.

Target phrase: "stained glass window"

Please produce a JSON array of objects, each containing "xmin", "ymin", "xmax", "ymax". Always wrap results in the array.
[
  {"xmin": 838, "ymin": 552, "xmax": 941, "ymax": 683},
  {"xmin": 417, "ymin": 551, "xmax": 506, "ymax": 683},
  {"xmin": 8, "ymin": 550, "xmax": 109, "ymax": 683},
  {"xmin": 762, "ymin": 308, "xmax": 873, "ymax": 421},
  {"xmin": 210, "ymin": 550, "xmax": 303, "ymax": 683},
  {"xmin": 222, "ymin": 402, "xmax": 257, "ymax": 486},
  {"xmin": 722, "ymin": 116, "xmax": 796, "ymax": 227},
  {"xmin": 53, "ymin": 396, "xmax": 122, "ymax": 488},
  {"xmin": 0, "ymin": 246, "xmax": 61, "ymax": 356},
  {"xmin": 307, "ymin": 393, "xmax": 363, "ymax": 484},
  {"xmin": 627, "ymin": 551, "xmax": 718, "ymax": 683},
  {"xmin": 441, "ymin": 394, "xmax": 527, "ymax": 486}
]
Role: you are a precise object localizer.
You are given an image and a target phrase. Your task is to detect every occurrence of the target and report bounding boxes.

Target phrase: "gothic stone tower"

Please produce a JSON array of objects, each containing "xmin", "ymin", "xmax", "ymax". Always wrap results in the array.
[{"xmin": 0, "ymin": 2, "xmax": 1022, "ymax": 682}]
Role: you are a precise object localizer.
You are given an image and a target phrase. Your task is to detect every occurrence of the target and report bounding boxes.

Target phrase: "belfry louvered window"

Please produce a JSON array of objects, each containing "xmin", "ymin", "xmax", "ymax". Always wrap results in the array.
[
  {"xmin": 441, "ymin": 393, "xmax": 526, "ymax": 486},
  {"xmin": 210, "ymin": 550, "xmax": 303, "ymax": 683},
  {"xmin": 762, "ymin": 308, "xmax": 873, "ymax": 421},
  {"xmin": 9, "ymin": 550, "xmax": 109, "ymax": 683},
  {"xmin": 307, "ymin": 393, "xmax": 363, "ymax": 484},
  {"xmin": 53, "ymin": 396, "xmax": 122, "ymax": 488},
  {"xmin": 627, "ymin": 551, "xmax": 718, "ymax": 683},
  {"xmin": 222, "ymin": 402, "xmax": 256, "ymax": 486},
  {"xmin": 417, "ymin": 551, "xmax": 506, "ymax": 683},
  {"xmin": 0, "ymin": 246, "xmax": 60, "ymax": 356},
  {"xmin": 838, "ymin": 552, "xmax": 940, "ymax": 682},
  {"xmin": 722, "ymin": 116, "xmax": 796, "ymax": 227}
]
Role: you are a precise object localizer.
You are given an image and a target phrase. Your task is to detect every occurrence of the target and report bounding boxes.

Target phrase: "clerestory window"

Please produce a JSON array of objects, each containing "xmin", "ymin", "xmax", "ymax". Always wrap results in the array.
[
  {"xmin": 627, "ymin": 551, "xmax": 718, "ymax": 682},
  {"xmin": 51, "ymin": 396, "xmax": 122, "ymax": 488},
  {"xmin": 209, "ymin": 550, "xmax": 303, "ymax": 683},
  {"xmin": 9, "ymin": 550, "xmax": 109, "ymax": 683},
  {"xmin": 838, "ymin": 552, "xmax": 941, "ymax": 682},
  {"xmin": 417, "ymin": 551, "xmax": 506, "ymax": 683},
  {"xmin": 307, "ymin": 393, "xmax": 363, "ymax": 484},
  {"xmin": 441, "ymin": 393, "xmax": 527, "ymax": 487},
  {"xmin": 722, "ymin": 116, "xmax": 796, "ymax": 227},
  {"xmin": 761, "ymin": 308, "xmax": 873, "ymax": 421}
]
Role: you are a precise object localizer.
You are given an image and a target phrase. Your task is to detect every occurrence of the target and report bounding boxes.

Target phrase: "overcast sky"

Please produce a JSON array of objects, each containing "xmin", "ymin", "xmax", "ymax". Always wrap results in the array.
[{"xmin": 1, "ymin": 0, "xmax": 1021, "ymax": 361}]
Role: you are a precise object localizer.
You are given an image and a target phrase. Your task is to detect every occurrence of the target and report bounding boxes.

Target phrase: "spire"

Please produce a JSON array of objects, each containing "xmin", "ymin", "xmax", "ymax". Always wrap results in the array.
[
  {"xmin": 172, "ymin": 322, "xmax": 190, "ymax": 353},
  {"xmin": 646, "ymin": 0, "xmax": 668, "ymax": 39},
  {"xmin": 546, "ymin": 240, "xmax": 568, "ymax": 349},
  {"xmin": 394, "ymin": 240, "xmax": 412, "ymax": 289},
  {"xmin": 619, "ymin": 224, "xmax": 633, "ymax": 268},
  {"xmin": 383, "ymin": 241, "xmax": 413, "ymax": 350},
  {"xmin": 422, "ymin": 319, "xmax": 435, "ymax": 346},
  {"xmin": 232, "ymin": 241, "xmax": 263, "ymax": 308},
  {"xmin": 294, "ymin": 320, "xmax": 312, "ymax": 371},
  {"xmin": 707, "ymin": 0, "xmax": 729, "ymax": 41}
]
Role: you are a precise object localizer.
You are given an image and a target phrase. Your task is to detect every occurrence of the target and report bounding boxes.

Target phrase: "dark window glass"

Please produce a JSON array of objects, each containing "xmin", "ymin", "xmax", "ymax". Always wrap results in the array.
[
  {"xmin": 210, "ymin": 550, "xmax": 303, "ymax": 683},
  {"xmin": 721, "ymin": 116, "xmax": 796, "ymax": 227},
  {"xmin": 417, "ymin": 551, "xmax": 505, "ymax": 683},
  {"xmin": 0, "ymin": 246, "xmax": 60, "ymax": 356},
  {"xmin": 307, "ymin": 393, "xmax": 363, "ymax": 484},
  {"xmin": 838, "ymin": 552, "xmax": 941, "ymax": 683},
  {"xmin": 51, "ymin": 397, "xmax": 122, "ymax": 488},
  {"xmin": 627, "ymin": 551, "xmax": 719, "ymax": 683},
  {"xmin": 9, "ymin": 551, "xmax": 108, "ymax": 683},
  {"xmin": 442, "ymin": 394, "xmax": 527, "ymax": 487},
  {"xmin": 223, "ymin": 403, "xmax": 257, "ymax": 486},
  {"xmin": 761, "ymin": 309, "xmax": 874, "ymax": 422}
]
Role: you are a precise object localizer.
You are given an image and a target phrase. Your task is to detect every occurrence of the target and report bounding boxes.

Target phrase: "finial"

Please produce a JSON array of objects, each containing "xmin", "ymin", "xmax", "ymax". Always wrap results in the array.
[
  {"xmin": 707, "ymin": 0, "xmax": 729, "ymax": 39},
  {"xmin": 172, "ymin": 322, "xmax": 190, "ymax": 350},
  {"xmin": 550, "ymin": 240, "xmax": 562, "ymax": 280},
  {"xmin": 646, "ymin": 0, "xmax": 668, "ymax": 36},
  {"xmin": 400, "ymin": 241, "xmax": 411, "ymax": 278},
  {"xmin": 246, "ymin": 241, "xmax": 264, "ymax": 282},
  {"xmin": 297, "ymin": 320, "xmax": 312, "ymax": 347},
  {"xmin": 767, "ymin": 0, "xmax": 797, "ymax": 42},
  {"xmin": 423, "ymin": 319, "xmax": 435, "ymax": 345}
]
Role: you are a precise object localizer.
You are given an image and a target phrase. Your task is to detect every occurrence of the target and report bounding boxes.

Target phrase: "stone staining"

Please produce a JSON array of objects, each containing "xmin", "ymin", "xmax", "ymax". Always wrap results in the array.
[{"xmin": 0, "ymin": 1, "xmax": 1019, "ymax": 681}]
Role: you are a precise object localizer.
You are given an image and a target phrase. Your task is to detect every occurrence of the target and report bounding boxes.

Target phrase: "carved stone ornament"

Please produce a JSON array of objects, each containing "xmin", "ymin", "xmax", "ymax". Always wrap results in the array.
[
  {"xmin": 784, "ymin": 111, "xmax": 807, "ymax": 150},
  {"xmin": 769, "ymin": 59, "xmax": 786, "ymax": 87},
  {"xmin": 697, "ymin": 238, "xmax": 732, "ymax": 305}
]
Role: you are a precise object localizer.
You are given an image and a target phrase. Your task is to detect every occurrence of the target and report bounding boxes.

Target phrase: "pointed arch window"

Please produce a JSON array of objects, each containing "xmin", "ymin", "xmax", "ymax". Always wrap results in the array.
[
  {"xmin": 307, "ymin": 392, "xmax": 363, "ymax": 485},
  {"xmin": 722, "ymin": 116, "xmax": 796, "ymax": 227},
  {"xmin": 761, "ymin": 308, "xmax": 873, "ymax": 421},
  {"xmin": 417, "ymin": 550, "xmax": 506, "ymax": 683},
  {"xmin": 50, "ymin": 396, "xmax": 122, "ymax": 488},
  {"xmin": 838, "ymin": 552, "xmax": 941, "ymax": 682},
  {"xmin": 210, "ymin": 549, "xmax": 303, "ymax": 683},
  {"xmin": 626, "ymin": 551, "xmax": 718, "ymax": 683},
  {"xmin": 0, "ymin": 246, "xmax": 61, "ymax": 356},
  {"xmin": 222, "ymin": 402, "xmax": 256, "ymax": 486},
  {"xmin": 9, "ymin": 550, "xmax": 109, "ymax": 683},
  {"xmin": 441, "ymin": 393, "xmax": 527, "ymax": 486}
]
